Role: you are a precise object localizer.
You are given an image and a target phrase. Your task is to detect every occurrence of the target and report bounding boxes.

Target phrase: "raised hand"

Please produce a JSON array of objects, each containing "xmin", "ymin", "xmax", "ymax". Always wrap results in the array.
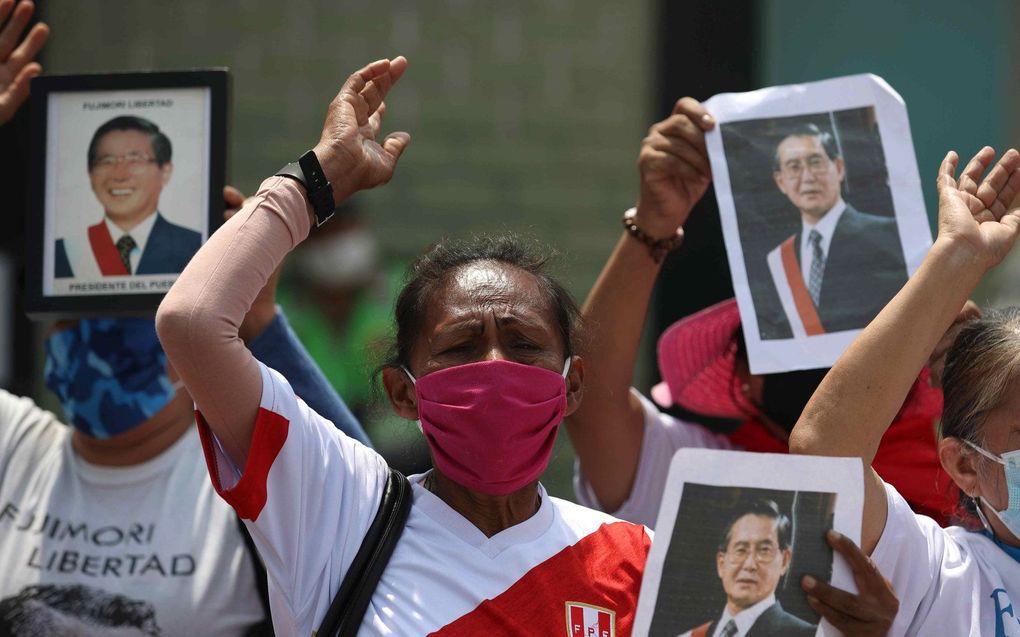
[
  {"xmin": 937, "ymin": 147, "xmax": 1020, "ymax": 270},
  {"xmin": 312, "ymin": 57, "xmax": 411, "ymax": 205},
  {"xmin": 635, "ymin": 97, "xmax": 715, "ymax": 238},
  {"xmin": 0, "ymin": 0, "xmax": 49, "ymax": 125},
  {"xmin": 802, "ymin": 531, "xmax": 898, "ymax": 636}
]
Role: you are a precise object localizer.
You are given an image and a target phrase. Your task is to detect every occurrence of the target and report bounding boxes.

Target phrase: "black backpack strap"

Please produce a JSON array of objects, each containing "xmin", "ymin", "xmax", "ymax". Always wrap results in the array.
[
  {"xmin": 236, "ymin": 515, "xmax": 275, "ymax": 636},
  {"xmin": 316, "ymin": 467, "xmax": 413, "ymax": 637}
]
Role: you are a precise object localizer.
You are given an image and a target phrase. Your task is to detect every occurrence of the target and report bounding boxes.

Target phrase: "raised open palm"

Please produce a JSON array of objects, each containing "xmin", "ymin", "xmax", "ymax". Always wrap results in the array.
[
  {"xmin": 0, "ymin": 0, "xmax": 49, "ymax": 125},
  {"xmin": 313, "ymin": 57, "xmax": 411, "ymax": 203},
  {"xmin": 937, "ymin": 147, "xmax": 1020, "ymax": 270}
]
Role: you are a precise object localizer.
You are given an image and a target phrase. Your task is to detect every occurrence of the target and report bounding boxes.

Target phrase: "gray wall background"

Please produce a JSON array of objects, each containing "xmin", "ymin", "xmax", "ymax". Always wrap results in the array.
[{"xmin": 41, "ymin": 1, "xmax": 653, "ymax": 294}]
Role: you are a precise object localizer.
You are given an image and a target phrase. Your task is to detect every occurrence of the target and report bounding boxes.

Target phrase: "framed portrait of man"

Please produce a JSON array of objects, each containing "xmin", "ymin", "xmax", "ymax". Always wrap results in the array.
[
  {"xmin": 24, "ymin": 70, "xmax": 229, "ymax": 317},
  {"xmin": 633, "ymin": 450, "xmax": 863, "ymax": 637},
  {"xmin": 704, "ymin": 75, "xmax": 932, "ymax": 374}
]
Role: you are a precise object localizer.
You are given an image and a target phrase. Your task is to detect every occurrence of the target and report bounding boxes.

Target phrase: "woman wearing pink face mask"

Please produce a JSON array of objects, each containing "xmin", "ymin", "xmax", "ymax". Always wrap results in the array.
[{"xmin": 156, "ymin": 57, "xmax": 650, "ymax": 637}]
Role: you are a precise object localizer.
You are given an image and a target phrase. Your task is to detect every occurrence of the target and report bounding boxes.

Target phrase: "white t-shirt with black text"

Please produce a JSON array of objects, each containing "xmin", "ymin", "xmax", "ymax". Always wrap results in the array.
[{"xmin": 0, "ymin": 390, "xmax": 264, "ymax": 636}]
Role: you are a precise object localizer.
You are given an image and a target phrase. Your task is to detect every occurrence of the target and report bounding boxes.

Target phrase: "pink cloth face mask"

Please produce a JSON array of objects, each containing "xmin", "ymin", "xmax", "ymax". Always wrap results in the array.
[{"xmin": 403, "ymin": 358, "xmax": 570, "ymax": 496}]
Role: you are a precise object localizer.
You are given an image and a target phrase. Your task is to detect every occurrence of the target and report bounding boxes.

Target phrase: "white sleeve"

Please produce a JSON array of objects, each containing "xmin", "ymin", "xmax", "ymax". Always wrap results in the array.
[
  {"xmin": 195, "ymin": 361, "xmax": 388, "ymax": 623},
  {"xmin": 573, "ymin": 389, "xmax": 733, "ymax": 528},
  {"xmin": 869, "ymin": 481, "xmax": 952, "ymax": 636}
]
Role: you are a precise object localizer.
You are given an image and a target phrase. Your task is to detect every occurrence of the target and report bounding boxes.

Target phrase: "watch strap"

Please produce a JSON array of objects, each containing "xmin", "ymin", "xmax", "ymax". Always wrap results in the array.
[{"xmin": 275, "ymin": 150, "xmax": 336, "ymax": 227}]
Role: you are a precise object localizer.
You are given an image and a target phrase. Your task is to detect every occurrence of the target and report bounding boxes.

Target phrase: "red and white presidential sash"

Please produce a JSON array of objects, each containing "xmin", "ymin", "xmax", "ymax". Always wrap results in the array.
[{"xmin": 765, "ymin": 236, "xmax": 825, "ymax": 338}]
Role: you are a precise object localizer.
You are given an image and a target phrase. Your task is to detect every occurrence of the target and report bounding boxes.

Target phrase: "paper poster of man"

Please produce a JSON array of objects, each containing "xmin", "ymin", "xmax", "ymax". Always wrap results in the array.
[
  {"xmin": 647, "ymin": 484, "xmax": 834, "ymax": 637},
  {"xmin": 720, "ymin": 108, "xmax": 908, "ymax": 342},
  {"xmin": 54, "ymin": 115, "xmax": 201, "ymax": 280}
]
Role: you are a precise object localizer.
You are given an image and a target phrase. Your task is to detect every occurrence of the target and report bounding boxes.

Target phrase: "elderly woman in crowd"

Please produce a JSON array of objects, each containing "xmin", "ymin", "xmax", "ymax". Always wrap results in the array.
[
  {"xmin": 156, "ymin": 57, "xmax": 650, "ymax": 636},
  {"xmin": 790, "ymin": 146, "xmax": 1020, "ymax": 635}
]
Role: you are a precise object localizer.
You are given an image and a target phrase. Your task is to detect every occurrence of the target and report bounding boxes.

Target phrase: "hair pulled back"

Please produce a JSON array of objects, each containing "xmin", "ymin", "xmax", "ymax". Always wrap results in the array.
[{"xmin": 383, "ymin": 233, "xmax": 582, "ymax": 369}]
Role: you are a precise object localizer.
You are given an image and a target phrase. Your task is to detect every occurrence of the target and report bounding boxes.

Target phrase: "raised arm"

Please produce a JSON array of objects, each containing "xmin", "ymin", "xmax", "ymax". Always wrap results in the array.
[
  {"xmin": 224, "ymin": 185, "xmax": 372, "ymax": 446},
  {"xmin": 564, "ymin": 98, "xmax": 714, "ymax": 511},
  {"xmin": 789, "ymin": 147, "xmax": 1020, "ymax": 553},
  {"xmin": 156, "ymin": 58, "xmax": 409, "ymax": 466}
]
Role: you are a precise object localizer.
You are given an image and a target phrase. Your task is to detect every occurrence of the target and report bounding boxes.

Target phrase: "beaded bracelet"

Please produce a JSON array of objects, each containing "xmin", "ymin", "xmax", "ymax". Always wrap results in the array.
[{"xmin": 621, "ymin": 207, "xmax": 684, "ymax": 264}]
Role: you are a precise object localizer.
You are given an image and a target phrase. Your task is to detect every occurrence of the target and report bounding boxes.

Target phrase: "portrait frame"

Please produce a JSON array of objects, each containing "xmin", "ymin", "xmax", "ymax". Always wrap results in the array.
[
  {"xmin": 24, "ymin": 69, "xmax": 229, "ymax": 318},
  {"xmin": 633, "ymin": 450, "xmax": 863, "ymax": 637},
  {"xmin": 704, "ymin": 74, "xmax": 932, "ymax": 374}
]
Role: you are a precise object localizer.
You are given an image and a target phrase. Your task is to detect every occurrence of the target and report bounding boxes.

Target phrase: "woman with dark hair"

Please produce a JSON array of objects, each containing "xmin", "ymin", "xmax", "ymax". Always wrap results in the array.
[
  {"xmin": 790, "ymin": 146, "xmax": 1020, "ymax": 634},
  {"xmin": 156, "ymin": 57, "xmax": 649, "ymax": 636}
]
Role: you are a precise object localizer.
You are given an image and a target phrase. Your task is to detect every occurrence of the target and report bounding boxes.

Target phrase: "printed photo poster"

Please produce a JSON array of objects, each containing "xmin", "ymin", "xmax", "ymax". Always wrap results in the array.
[
  {"xmin": 633, "ymin": 450, "xmax": 863, "ymax": 637},
  {"xmin": 704, "ymin": 74, "xmax": 932, "ymax": 374},
  {"xmin": 42, "ymin": 87, "xmax": 211, "ymax": 298}
]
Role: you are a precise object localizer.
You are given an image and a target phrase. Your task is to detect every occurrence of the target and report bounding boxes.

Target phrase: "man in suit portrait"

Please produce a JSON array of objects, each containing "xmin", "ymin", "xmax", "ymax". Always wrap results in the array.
[
  {"xmin": 754, "ymin": 123, "xmax": 908, "ymax": 339},
  {"xmin": 680, "ymin": 500, "xmax": 815, "ymax": 637},
  {"xmin": 55, "ymin": 115, "xmax": 201, "ymax": 278}
]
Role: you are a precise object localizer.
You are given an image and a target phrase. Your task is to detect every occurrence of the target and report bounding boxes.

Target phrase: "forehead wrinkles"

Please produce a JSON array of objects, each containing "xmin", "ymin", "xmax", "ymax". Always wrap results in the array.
[{"xmin": 447, "ymin": 261, "xmax": 547, "ymax": 313}]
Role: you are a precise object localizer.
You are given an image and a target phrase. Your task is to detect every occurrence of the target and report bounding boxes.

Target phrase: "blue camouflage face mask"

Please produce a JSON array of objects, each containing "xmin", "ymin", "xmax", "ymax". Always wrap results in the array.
[{"xmin": 44, "ymin": 318, "xmax": 180, "ymax": 438}]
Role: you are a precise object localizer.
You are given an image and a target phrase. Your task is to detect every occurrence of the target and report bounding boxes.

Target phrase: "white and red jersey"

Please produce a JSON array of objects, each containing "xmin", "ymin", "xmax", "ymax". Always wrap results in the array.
[{"xmin": 197, "ymin": 362, "xmax": 651, "ymax": 636}]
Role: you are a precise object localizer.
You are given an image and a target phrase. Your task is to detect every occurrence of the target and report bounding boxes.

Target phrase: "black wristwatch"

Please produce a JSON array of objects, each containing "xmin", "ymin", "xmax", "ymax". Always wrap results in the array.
[{"xmin": 276, "ymin": 149, "xmax": 336, "ymax": 227}]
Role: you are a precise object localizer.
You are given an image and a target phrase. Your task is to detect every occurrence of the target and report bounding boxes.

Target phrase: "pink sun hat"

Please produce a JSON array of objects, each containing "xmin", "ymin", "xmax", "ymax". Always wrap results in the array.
[{"xmin": 650, "ymin": 298, "xmax": 758, "ymax": 420}]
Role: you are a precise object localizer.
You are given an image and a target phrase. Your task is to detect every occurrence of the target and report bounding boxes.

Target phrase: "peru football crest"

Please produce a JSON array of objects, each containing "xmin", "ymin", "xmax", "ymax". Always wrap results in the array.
[{"xmin": 566, "ymin": 601, "xmax": 615, "ymax": 637}]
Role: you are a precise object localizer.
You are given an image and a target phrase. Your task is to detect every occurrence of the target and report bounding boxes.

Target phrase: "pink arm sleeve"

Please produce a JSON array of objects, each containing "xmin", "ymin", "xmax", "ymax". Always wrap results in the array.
[{"xmin": 156, "ymin": 176, "xmax": 312, "ymax": 464}]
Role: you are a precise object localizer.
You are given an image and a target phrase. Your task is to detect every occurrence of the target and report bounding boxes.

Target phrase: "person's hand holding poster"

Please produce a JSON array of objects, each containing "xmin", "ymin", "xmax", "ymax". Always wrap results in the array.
[
  {"xmin": 704, "ymin": 74, "xmax": 931, "ymax": 374},
  {"xmin": 633, "ymin": 450, "xmax": 864, "ymax": 637}
]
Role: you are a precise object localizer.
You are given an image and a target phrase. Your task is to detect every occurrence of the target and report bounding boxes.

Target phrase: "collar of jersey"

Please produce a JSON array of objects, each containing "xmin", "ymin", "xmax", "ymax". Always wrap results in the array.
[{"xmin": 409, "ymin": 473, "xmax": 555, "ymax": 559}]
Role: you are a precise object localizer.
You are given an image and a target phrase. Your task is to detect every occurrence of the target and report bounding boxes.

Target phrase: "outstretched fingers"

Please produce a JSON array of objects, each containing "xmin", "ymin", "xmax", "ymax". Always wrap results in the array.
[
  {"xmin": 338, "ymin": 58, "xmax": 393, "ymax": 123},
  {"xmin": 977, "ymin": 148, "xmax": 1020, "ymax": 218},
  {"xmin": 7, "ymin": 19, "xmax": 47, "ymax": 70},
  {"xmin": 0, "ymin": 0, "xmax": 34, "ymax": 61},
  {"xmin": 0, "ymin": 0, "xmax": 14, "ymax": 25},
  {"xmin": 957, "ymin": 146, "xmax": 994, "ymax": 195},
  {"xmin": 360, "ymin": 56, "xmax": 407, "ymax": 120},
  {"xmin": 937, "ymin": 151, "xmax": 960, "ymax": 194},
  {"xmin": 337, "ymin": 56, "xmax": 408, "ymax": 128},
  {"xmin": 0, "ymin": 59, "xmax": 36, "ymax": 122}
]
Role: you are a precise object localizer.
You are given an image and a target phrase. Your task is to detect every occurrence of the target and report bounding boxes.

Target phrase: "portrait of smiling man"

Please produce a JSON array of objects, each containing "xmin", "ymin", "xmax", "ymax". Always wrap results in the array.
[
  {"xmin": 54, "ymin": 115, "xmax": 202, "ymax": 279},
  {"xmin": 680, "ymin": 500, "xmax": 816, "ymax": 637},
  {"xmin": 755, "ymin": 121, "xmax": 908, "ymax": 340}
]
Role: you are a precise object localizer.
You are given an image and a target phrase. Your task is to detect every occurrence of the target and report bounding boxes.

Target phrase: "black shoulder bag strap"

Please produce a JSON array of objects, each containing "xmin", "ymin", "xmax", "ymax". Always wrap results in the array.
[
  {"xmin": 236, "ymin": 516, "xmax": 275, "ymax": 636},
  {"xmin": 315, "ymin": 468, "xmax": 413, "ymax": 637}
]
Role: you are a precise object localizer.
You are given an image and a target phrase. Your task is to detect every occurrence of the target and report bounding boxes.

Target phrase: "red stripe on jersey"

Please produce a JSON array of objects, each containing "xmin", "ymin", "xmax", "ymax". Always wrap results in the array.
[
  {"xmin": 195, "ymin": 407, "xmax": 289, "ymax": 521},
  {"xmin": 430, "ymin": 521, "xmax": 650, "ymax": 636}
]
